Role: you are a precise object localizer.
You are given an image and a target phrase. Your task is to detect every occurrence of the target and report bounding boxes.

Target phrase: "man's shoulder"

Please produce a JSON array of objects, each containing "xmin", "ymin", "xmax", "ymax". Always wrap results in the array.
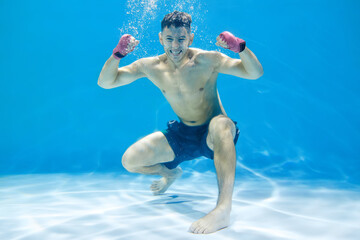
[
  {"xmin": 189, "ymin": 48, "xmax": 221, "ymax": 64},
  {"xmin": 189, "ymin": 48, "xmax": 216, "ymax": 55},
  {"xmin": 137, "ymin": 55, "xmax": 162, "ymax": 64},
  {"xmin": 134, "ymin": 55, "xmax": 165, "ymax": 69},
  {"xmin": 189, "ymin": 47, "xmax": 203, "ymax": 53}
]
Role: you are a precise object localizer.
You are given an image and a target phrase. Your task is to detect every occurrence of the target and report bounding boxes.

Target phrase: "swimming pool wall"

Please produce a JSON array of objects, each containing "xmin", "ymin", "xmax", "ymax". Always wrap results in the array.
[{"xmin": 0, "ymin": 0, "xmax": 359, "ymax": 184}]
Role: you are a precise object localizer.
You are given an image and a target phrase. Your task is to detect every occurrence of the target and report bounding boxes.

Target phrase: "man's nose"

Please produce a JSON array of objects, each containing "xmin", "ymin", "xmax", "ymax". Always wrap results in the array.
[{"xmin": 172, "ymin": 40, "xmax": 180, "ymax": 48}]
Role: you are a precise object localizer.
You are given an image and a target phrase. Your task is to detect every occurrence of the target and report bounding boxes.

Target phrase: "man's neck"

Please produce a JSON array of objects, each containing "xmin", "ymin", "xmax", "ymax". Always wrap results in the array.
[{"xmin": 166, "ymin": 49, "xmax": 192, "ymax": 70}]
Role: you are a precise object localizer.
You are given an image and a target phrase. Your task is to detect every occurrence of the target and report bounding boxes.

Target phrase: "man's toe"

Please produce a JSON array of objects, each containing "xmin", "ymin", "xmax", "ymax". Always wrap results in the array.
[{"xmin": 189, "ymin": 223, "xmax": 197, "ymax": 233}]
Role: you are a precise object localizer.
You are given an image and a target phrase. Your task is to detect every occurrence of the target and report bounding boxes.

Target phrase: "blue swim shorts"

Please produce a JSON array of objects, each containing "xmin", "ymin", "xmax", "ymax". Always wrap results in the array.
[{"xmin": 161, "ymin": 119, "xmax": 240, "ymax": 169}]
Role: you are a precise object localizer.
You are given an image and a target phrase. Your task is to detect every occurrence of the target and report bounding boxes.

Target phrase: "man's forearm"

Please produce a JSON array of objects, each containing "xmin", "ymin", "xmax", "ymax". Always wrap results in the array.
[
  {"xmin": 239, "ymin": 47, "xmax": 263, "ymax": 79},
  {"xmin": 98, "ymin": 55, "xmax": 120, "ymax": 89}
]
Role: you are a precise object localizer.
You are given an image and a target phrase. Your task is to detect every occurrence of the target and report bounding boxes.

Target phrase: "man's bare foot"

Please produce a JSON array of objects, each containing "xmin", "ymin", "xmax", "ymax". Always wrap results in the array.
[
  {"xmin": 150, "ymin": 167, "xmax": 182, "ymax": 195},
  {"xmin": 188, "ymin": 207, "xmax": 231, "ymax": 234}
]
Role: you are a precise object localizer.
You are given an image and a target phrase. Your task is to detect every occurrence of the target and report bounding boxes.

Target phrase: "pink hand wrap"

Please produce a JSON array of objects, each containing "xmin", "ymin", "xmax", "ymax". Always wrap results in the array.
[
  {"xmin": 112, "ymin": 34, "xmax": 133, "ymax": 60},
  {"xmin": 219, "ymin": 31, "xmax": 246, "ymax": 53}
]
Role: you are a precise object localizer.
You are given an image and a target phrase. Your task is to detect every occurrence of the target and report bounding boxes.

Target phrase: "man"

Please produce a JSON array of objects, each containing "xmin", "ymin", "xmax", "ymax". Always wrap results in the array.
[{"xmin": 98, "ymin": 11, "xmax": 263, "ymax": 234}]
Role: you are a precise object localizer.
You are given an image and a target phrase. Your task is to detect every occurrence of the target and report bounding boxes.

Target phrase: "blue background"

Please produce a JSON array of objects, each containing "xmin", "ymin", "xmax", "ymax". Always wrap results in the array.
[{"xmin": 1, "ymin": 0, "xmax": 359, "ymax": 183}]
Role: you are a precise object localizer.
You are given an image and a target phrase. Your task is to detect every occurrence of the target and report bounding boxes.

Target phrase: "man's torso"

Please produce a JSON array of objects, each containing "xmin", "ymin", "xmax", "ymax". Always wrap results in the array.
[{"xmin": 141, "ymin": 48, "xmax": 226, "ymax": 126}]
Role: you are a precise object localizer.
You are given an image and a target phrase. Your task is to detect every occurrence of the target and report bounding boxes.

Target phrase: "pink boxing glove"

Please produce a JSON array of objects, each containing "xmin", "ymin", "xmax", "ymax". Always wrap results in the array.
[
  {"xmin": 112, "ymin": 34, "xmax": 139, "ymax": 60},
  {"xmin": 216, "ymin": 31, "xmax": 246, "ymax": 53}
]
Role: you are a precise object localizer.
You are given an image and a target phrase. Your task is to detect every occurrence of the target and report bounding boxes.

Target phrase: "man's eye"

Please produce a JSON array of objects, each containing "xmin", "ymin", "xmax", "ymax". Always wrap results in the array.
[
  {"xmin": 179, "ymin": 39, "xmax": 185, "ymax": 42},
  {"xmin": 167, "ymin": 38, "xmax": 173, "ymax": 41}
]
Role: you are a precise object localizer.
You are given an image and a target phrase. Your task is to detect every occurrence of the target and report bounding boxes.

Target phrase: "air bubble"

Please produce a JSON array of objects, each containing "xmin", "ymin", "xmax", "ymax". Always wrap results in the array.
[{"xmin": 119, "ymin": 0, "xmax": 211, "ymax": 58}]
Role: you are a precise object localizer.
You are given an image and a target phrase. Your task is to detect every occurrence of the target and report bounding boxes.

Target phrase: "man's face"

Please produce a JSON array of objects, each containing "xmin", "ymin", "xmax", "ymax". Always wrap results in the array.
[{"xmin": 159, "ymin": 26, "xmax": 194, "ymax": 63}]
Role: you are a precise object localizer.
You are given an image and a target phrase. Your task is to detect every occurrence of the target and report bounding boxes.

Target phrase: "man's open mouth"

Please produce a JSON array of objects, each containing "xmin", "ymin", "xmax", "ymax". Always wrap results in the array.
[{"xmin": 170, "ymin": 50, "xmax": 182, "ymax": 56}]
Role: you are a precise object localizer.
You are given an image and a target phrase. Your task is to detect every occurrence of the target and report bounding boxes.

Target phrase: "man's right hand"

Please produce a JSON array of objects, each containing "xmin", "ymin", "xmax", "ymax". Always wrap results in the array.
[{"xmin": 112, "ymin": 34, "xmax": 139, "ymax": 60}]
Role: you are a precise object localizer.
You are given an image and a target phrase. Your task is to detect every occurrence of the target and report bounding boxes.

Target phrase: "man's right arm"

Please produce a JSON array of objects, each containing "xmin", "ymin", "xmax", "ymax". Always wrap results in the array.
[
  {"xmin": 97, "ymin": 56, "xmax": 145, "ymax": 89},
  {"xmin": 98, "ymin": 34, "xmax": 143, "ymax": 89}
]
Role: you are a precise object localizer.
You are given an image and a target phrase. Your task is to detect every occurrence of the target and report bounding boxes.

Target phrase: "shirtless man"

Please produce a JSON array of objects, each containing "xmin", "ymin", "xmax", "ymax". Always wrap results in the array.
[{"xmin": 98, "ymin": 11, "xmax": 263, "ymax": 234}]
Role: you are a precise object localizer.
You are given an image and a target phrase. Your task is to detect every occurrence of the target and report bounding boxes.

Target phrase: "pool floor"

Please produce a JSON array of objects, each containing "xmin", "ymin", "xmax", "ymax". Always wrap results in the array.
[{"xmin": 1, "ymin": 172, "xmax": 359, "ymax": 240}]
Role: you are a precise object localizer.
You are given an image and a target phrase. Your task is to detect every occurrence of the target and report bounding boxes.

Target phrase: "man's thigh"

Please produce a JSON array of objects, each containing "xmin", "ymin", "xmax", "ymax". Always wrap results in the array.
[{"xmin": 123, "ymin": 131, "xmax": 175, "ymax": 167}]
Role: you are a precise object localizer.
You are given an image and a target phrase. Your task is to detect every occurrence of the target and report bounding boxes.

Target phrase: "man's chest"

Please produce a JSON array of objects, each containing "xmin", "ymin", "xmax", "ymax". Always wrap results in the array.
[{"xmin": 148, "ymin": 63, "xmax": 216, "ymax": 95}]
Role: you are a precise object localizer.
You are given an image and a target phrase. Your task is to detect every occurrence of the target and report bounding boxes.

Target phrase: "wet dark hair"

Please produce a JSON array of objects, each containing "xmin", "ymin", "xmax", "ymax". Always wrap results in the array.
[{"xmin": 161, "ymin": 11, "xmax": 192, "ymax": 32}]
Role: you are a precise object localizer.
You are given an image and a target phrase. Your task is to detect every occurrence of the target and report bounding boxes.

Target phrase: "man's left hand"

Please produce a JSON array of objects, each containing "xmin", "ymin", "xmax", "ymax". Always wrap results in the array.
[{"xmin": 215, "ymin": 31, "xmax": 246, "ymax": 53}]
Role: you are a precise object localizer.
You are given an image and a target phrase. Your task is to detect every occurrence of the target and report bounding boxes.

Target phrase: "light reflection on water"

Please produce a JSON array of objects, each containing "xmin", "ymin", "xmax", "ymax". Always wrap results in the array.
[{"xmin": 1, "ymin": 172, "xmax": 359, "ymax": 240}]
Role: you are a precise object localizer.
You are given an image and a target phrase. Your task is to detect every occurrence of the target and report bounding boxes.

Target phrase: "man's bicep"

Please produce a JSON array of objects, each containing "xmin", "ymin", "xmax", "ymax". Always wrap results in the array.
[
  {"xmin": 114, "ymin": 60, "xmax": 146, "ymax": 87},
  {"xmin": 215, "ymin": 52, "xmax": 248, "ymax": 78}
]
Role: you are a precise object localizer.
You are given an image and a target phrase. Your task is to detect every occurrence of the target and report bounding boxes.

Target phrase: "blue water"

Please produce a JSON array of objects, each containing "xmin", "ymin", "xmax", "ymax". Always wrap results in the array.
[{"xmin": 1, "ymin": 0, "xmax": 360, "ymax": 239}]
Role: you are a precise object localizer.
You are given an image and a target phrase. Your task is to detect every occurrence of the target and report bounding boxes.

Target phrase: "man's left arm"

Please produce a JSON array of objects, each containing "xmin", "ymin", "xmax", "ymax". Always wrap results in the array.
[{"xmin": 214, "ymin": 31, "xmax": 264, "ymax": 80}]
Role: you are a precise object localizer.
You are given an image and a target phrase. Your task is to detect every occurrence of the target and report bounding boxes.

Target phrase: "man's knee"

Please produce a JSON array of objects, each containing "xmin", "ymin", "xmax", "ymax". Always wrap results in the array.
[
  {"xmin": 122, "ymin": 144, "xmax": 153, "ymax": 172},
  {"xmin": 209, "ymin": 115, "xmax": 236, "ymax": 140},
  {"xmin": 121, "ymin": 148, "xmax": 136, "ymax": 172},
  {"xmin": 206, "ymin": 115, "xmax": 236, "ymax": 151}
]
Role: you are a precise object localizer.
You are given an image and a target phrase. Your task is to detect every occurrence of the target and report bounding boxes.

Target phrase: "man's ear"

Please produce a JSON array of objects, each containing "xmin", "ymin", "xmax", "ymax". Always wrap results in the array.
[
  {"xmin": 188, "ymin": 33, "xmax": 194, "ymax": 46},
  {"xmin": 159, "ymin": 32, "xmax": 163, "ymax": 45}
]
